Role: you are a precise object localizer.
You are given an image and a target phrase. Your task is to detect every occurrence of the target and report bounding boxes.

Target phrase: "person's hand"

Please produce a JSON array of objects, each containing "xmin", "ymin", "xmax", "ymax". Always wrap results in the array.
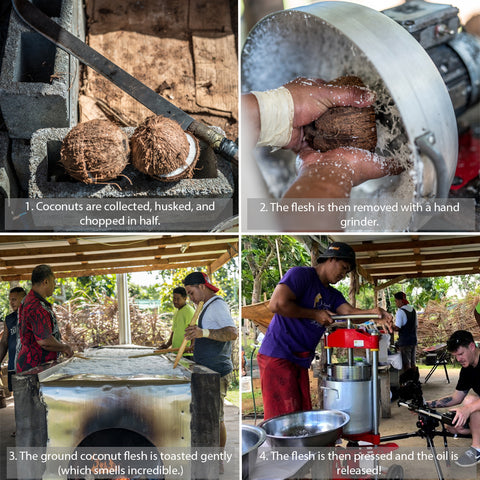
[
  {"xmin": 313, "ymin": 309, "xmax": 335, "ymax": 327},
  {"xmin": 375, "ymin": 307, "xmax": 394, "ymax": 334},
  {"xmin": 450, "ymin": 405, "xmax": 470, "ymax": 429},
  {"xmin": 283, "ymin": 77, "xmax": 376, "ymax": 151},
  {"xmin": 184, "ymin": 325, "xmax": 203, "ymax": 341},
  {"xmin": 63, "ymin": 344, "xmax": 74, "ymax": 358},
  {"xmin": 284, "ymin": 147, "xmax": 403, "ymax": 198}
]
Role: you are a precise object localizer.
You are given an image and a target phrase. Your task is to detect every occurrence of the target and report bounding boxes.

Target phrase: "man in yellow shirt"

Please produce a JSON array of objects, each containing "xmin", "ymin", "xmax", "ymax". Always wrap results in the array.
[{"xmin": 160, "ymin": 287, "xmax": 195, "ymax": 352}]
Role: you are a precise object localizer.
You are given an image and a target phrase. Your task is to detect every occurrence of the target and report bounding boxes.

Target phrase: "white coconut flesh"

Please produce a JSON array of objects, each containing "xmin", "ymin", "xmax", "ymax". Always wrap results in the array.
[{"xmin": 156, "ymin": 132, "xmax": 197, "ymax": 178}]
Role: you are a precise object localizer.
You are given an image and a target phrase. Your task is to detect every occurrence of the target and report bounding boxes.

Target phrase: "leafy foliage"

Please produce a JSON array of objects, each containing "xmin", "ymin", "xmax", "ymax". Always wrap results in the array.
[{"xmin": 241, "ymin": 235, "xmax": 310, "ymax": 303}]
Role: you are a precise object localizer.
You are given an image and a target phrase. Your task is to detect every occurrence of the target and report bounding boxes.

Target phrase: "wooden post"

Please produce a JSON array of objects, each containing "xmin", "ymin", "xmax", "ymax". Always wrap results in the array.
[
  {"xmin": 378, "ymin": 366, "xmax": 391, "ymax": 418},
  {"xmin": 190, "ymin": 365, "xmax": 221, "ymax": 479}
]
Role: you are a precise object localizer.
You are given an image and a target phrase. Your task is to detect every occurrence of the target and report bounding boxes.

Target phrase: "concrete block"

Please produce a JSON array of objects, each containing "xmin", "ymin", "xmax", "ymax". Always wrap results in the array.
[
  {"xmin": 11, "ymin": 138, "xmax": 30, "ymax": 192},
  {"xmin": 0, "ymin": 131, "xmax": 19, "ymax": 197},
  {"xmin": 28, "ymin": 127, "xmax": 234, "ymax": 198},
  {"xmin": 0, "ymin": 0, "xmax": 85, "ymax": 139}
]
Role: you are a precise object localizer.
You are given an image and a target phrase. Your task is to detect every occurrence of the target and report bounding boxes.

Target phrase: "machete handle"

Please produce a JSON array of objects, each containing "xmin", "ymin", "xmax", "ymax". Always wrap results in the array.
[{"xmin": 187, "ymin": 122, "xmax": 238, "ymax": 166}]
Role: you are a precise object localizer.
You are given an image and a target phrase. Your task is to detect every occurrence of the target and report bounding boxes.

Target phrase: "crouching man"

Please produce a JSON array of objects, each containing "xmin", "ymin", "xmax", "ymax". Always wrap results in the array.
[{"xmin": 426, "ymin": 330, "xmax": 480, "ymax": 467}]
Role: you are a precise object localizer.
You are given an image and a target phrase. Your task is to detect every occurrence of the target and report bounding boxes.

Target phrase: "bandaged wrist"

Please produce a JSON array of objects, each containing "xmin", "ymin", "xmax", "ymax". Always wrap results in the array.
[
  {"xmin": 251, "ymin": 87, "xmax": 294, "ymax": 148},
  {"xmin": 202, "ymin": 328, "xmax": 210, "ymax": 338}
]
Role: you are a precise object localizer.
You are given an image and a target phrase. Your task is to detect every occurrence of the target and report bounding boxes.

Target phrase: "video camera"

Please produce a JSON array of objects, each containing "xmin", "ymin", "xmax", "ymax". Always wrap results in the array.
[{"xmin": 397, "ymin": 380, "xmax": 458, "ymax": 429}]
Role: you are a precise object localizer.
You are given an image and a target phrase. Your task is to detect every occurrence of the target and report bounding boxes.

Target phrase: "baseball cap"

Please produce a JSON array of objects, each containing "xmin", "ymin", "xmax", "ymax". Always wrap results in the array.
[
  {"xmin": 317, "ymin": 242, "xmax": 356, "ymax": 272},
  {"xmin": 183, "ymin": 271, "xmax": 219, "ymax": 292}
]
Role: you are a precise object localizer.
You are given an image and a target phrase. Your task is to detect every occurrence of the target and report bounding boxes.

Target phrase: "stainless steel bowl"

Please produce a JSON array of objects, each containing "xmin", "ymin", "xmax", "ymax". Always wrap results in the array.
[
  {"xmin": 242, "ymin": 424, "xmax": 266, "ymax": 479},
  {"xmin": 259, "ymin": 410, "xmax": 350, "ymax": 447}
]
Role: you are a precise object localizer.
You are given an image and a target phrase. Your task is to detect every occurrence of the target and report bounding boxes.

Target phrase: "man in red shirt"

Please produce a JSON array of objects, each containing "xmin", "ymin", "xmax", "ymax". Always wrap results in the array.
[{"xmin": 16, "ymin": 265, "xmax": 73, "ymax": 373}]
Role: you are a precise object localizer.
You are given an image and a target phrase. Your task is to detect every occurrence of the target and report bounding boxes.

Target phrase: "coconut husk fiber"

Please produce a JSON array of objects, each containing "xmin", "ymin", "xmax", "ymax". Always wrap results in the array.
[
  {"xmin": 130, "ymin": 115, "xmax": 199, "ymax": 182},
  {"xmin": 60, "ymin": 119, "xmax": 130, "ymax": 183},
  {"xmin": 304, "ymin": 75, "xmax": 377, "ymax": 152}
]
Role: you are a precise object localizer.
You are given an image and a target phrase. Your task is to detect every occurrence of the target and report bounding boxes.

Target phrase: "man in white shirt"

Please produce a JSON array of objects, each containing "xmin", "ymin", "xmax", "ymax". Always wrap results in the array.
[{"xmin": 183, "ymin": 271, "xmax": 237, "ymax": 472}]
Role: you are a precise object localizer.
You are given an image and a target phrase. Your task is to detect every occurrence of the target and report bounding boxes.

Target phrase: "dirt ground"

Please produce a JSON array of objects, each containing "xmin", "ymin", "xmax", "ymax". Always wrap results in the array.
[{"xmin": 243, "ymin": 367, "xmax": 478, "ymax": 480}]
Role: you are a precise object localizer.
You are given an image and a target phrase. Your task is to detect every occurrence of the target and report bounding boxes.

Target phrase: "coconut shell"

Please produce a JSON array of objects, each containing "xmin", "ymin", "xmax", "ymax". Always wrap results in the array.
[
  {"xmin": 130, "ymin": 115, "xmax": 199, "ymax": 182},
  {"xmin": 304, "ymin": 75, "xmax": 377, "ymax": 153},
  {"xmin": 60, "ymin": 119, "xmax": 130, "ymax": 183}
]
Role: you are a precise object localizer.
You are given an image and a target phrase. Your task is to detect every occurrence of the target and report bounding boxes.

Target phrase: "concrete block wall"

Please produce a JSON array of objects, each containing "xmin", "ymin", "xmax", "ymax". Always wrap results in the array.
[
  {"xmin": 0, "ymin": 132, "xmax": 19, "ymax": 198},
  {"xmin": 29, "ymin": 127, "xmax": 234, "ymax": 198},
  {"xmin": 0, "ymin": 0, "xmax": 85, "ymax": 140}
]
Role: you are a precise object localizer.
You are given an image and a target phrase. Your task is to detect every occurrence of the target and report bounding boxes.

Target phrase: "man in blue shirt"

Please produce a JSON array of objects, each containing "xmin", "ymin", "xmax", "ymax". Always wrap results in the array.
[{"xmin": 393, "ymin": 291, "xmax": 418, "ymax": 382}]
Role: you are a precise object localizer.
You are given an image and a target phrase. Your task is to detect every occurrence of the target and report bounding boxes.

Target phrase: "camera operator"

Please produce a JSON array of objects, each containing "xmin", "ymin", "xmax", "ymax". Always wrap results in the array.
[{"xmin": 426, "ymin": 330, "xmax": 480, "ymax": 467}]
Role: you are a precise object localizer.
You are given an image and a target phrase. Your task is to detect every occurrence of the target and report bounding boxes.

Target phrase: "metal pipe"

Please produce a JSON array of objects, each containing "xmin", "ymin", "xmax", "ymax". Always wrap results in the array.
[
  {"xmin": 347, "ymin": 319, "xmax": 354, "ymax": 366},
  {"xmin": 371, "ymin": 336, "xmax": 379, "ymax": 435},
  {"xmin": 117, "ymin": 273, "xmax": 131, "ymax": 344},
  {"xmin": 325, "ymin": 332, "xmax": 332, "ymax": 365}
]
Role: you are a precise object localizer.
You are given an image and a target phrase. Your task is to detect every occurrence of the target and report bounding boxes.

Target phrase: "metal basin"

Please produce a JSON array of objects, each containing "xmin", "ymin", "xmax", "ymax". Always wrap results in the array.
[
  {"xmin": 242, "ymin": 424, "xmax": 266, "ymax": 479},
  {"xmin": 259, "ymin": 410, "xmax": 349, "ymax": 447}
]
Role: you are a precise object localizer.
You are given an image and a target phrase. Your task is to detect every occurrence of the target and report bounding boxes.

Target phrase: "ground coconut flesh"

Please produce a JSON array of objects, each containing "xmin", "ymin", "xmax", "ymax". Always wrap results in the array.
[
  {"xmin": 241, "ymin": 11, "xmax": 416, "ymax": 230},
  {"xmin": 39, "ymin": 347, "xmax": 191, "ymax": 382}
]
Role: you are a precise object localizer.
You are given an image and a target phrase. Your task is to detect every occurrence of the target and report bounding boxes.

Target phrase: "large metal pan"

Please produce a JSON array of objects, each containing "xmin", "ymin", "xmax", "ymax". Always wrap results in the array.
[
  {"xmin": 242, "ymin": 424, "xmax": 267, "ymax": 479},
  {"xmin": 259, "ymin": 409, "xmax": 350, "ymax": 447},
  {"xmin": 242, "ymin": 1, "xmax": 457, "ymax": 230}
]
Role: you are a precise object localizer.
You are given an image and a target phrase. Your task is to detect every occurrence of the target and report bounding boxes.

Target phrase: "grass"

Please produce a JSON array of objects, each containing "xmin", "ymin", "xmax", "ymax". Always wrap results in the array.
[
  {"xmin": 242, "ymin": 388, "xmax": 264, "ymax": 415},
  {"xmin": 226, "ymin": 385, "xmax": 240, "ymax": 407}
]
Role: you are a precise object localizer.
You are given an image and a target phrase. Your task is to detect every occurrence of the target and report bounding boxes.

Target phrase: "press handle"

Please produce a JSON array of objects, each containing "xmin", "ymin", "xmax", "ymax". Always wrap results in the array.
[{"xmin": 331, "ymin": 314, "xmax": 382, "ymax": 321}]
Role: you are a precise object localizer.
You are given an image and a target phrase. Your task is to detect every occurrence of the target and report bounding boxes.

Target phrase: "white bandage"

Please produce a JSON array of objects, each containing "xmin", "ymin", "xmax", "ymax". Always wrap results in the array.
[
  {"xmin": 251, "ymin": 87, "xmax": 294, "ymax": 148},
  {"xmin": 202, "ymin": 328, "xmax": 210, "ymax": 338}
]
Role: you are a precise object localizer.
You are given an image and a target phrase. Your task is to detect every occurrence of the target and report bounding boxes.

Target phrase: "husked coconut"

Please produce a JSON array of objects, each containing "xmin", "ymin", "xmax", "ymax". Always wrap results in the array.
[
  {"xmin": 304, "ymin": 75, "xmax": 377, "ymax": 153},
  {"xmin": 130, "ymin": 115, "xmax": 199, "ymax": 182},
  {"xmin": 60, "ymin": 119, "xmax": 130, "ymax": 183}
]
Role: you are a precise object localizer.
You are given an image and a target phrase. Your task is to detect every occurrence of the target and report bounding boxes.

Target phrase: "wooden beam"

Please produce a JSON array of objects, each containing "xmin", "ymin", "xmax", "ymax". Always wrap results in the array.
[
  {"xmin": 353, "ymin": 236, "xmax": 480, "ymax": 253},
  {"xmin": 0, "ymin": 235, "xmax": 238, "ymax": 258},
  {"xmin": 0, "ymin": 243, "xmax": 236, "ymax": 268},
  {"xmin": 374, "ymin": 276, "xmax": 408, "ymax": 290},
  {"xmin": 208, "ymin": 244, "xmax": 238, "ymax": 273},
  {"xmin": 379, "ymin": 268, "xmax": 480, "ymax": 280},
  {"xmin": 357, "ymin": 249, "xmax": 480, "ymax": 266},
  {"xmin": 0, "ymin": 255, "xmax": 221, "ymax": 278},
  {"xmin": 366, "ymin": 260, "xmax": 480, "ymax": 277},
  {"xmin": 0, "ymin": 261, "xmax": 212, "ymax": 282}
]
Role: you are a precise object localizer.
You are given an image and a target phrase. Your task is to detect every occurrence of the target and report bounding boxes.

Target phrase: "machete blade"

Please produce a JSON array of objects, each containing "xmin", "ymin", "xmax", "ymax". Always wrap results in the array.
[{"xmin": 11, "ymin": 0, "xmax": 238, "ymax": 164}]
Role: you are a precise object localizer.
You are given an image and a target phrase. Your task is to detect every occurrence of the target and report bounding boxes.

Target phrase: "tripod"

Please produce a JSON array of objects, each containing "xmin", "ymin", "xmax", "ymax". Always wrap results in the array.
[{"xmin": 380, "ymin": 404, "xmax": 471, "ymax": 480}]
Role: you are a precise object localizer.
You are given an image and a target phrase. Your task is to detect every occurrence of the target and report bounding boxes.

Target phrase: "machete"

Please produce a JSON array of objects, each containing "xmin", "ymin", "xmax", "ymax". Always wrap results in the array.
[{"xmin": 11, "ymin": 0, "xmax": 238, "ymax": 165}]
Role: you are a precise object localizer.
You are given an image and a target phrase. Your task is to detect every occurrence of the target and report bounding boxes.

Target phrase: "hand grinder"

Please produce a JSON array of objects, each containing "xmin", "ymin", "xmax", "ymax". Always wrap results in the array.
[{"xmin": 242, "ymin": 0, "xmax": 480, "ymax": 229}]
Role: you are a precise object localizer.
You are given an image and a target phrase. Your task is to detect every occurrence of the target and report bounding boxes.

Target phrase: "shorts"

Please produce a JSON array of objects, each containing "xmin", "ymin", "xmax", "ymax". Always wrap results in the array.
[
  {"xmin": 399, "ymin": 345, "xmax": 416, "ymax": 370},
  {"xmin": 257, "ymin": 353, "xmax": 312, "ymax": 420},
  {"xmin": 219, "ymin": 373, "xmax": 232, "ymax": 423},
  {"xmin": 7, "ymin": 370, "xmax": 14, "ymax": 393}
]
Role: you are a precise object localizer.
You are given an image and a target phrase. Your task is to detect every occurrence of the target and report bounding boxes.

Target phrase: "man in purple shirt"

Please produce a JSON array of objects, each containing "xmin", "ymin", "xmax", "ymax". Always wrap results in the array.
[{"xmin": 258, "ymin": 242, "xmax": 393, "ymax": 420}]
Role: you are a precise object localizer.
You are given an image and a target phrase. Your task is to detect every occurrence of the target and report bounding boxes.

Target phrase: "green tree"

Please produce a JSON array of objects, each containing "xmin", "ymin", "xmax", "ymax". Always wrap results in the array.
[{"xmin": 242, "ymin": 235, "xmax": 310, "ymax": 304}]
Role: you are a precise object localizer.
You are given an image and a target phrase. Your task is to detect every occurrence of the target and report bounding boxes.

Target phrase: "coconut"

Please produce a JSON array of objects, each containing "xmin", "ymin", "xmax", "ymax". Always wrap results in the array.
[
  {"xmin": 304, "ymin": 75, "xmax": 377, "ymax": 153},
  {"xmin": 60, "ymin": 119, "xmax": 130, "ymax": 184},
  {"xmin": 130, "ymin": 115, "xmax": 199, "ymax": 182}
]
